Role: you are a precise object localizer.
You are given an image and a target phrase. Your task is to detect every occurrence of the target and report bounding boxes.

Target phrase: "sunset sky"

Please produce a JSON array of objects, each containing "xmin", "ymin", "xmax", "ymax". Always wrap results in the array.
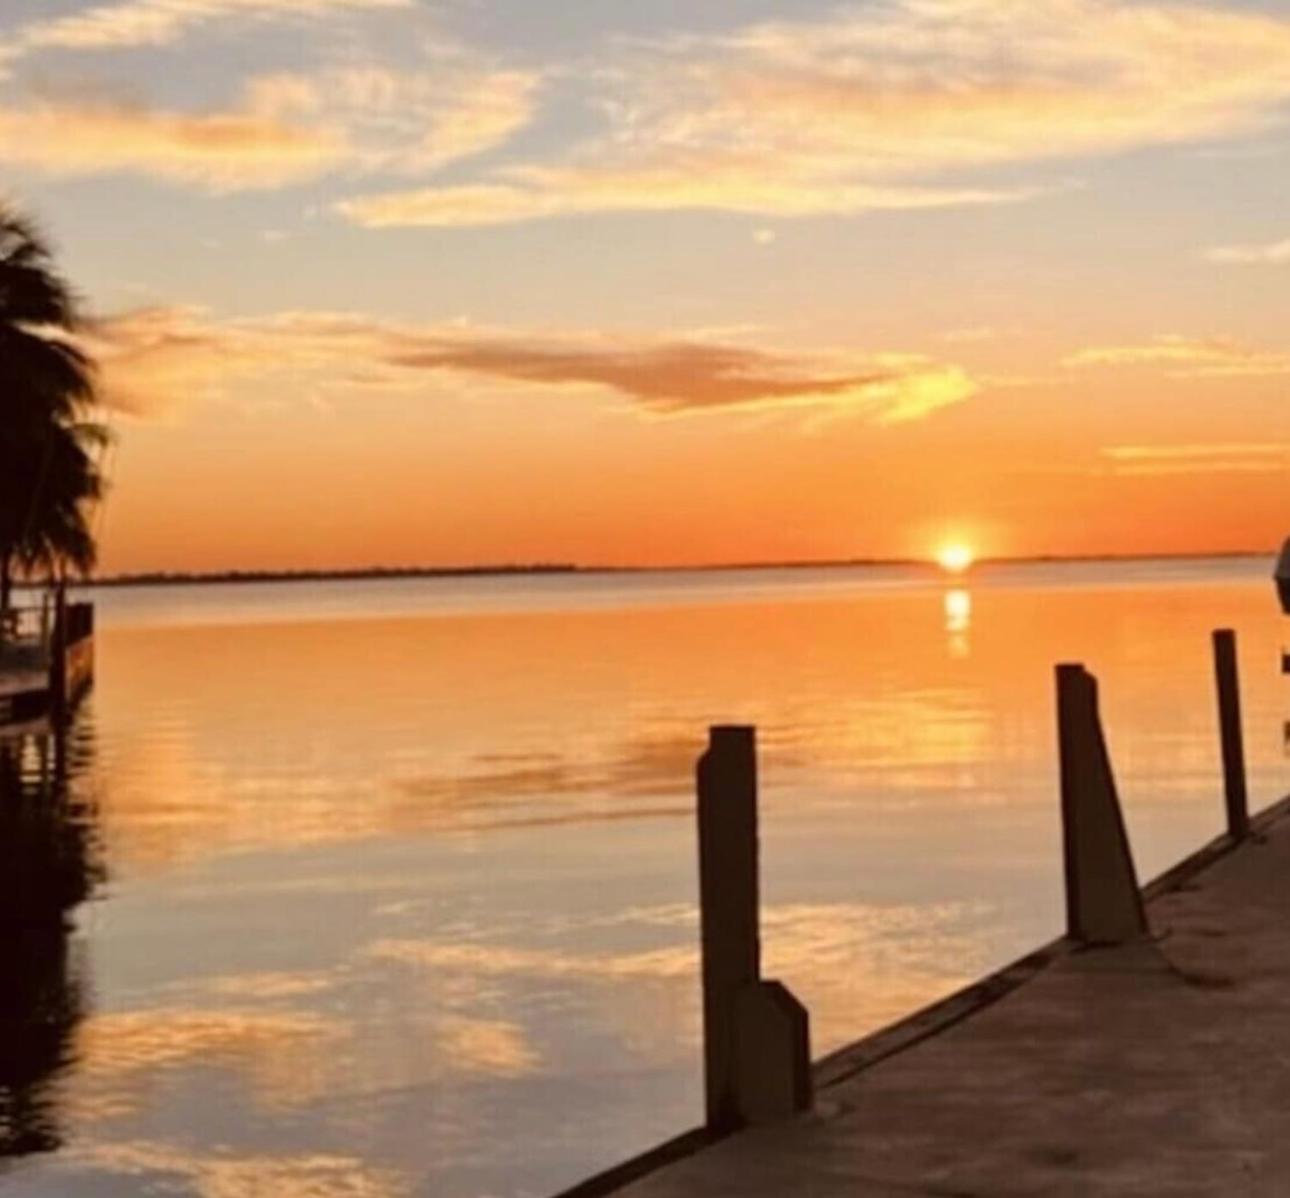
[{"xmin": 5, "ymin": 0, "xmax": 1289, "ymax": 572}]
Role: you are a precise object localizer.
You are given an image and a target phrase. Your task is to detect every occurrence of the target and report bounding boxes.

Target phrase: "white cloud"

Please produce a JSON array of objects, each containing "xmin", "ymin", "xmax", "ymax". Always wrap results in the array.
[
  {"xmin": 249, "ymin": 65, "xmax": 540, "ymax": 175},
  {"xmin": 1, "ymin": 0, "xmax": 409, "ymax": 57}
]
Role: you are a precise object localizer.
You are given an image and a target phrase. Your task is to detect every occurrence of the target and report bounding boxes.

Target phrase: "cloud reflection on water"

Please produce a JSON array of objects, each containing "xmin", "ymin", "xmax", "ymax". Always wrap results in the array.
[{"xmin": 67, "ymin": 1140, "xmax": 411, "ymax": 1198}]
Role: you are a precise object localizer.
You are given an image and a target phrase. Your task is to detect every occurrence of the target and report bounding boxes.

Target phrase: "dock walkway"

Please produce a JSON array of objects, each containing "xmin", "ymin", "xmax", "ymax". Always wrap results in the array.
[{"xmin": 610, "ymin": 799, "xmax": 1290, "ymax": 1197}]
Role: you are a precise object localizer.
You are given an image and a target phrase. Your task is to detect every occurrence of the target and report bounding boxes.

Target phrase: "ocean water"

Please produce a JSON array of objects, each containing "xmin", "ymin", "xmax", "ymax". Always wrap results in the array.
[{"xmin": 1, "ymin": 558, "xmax": 1287, "ymax": 1197}]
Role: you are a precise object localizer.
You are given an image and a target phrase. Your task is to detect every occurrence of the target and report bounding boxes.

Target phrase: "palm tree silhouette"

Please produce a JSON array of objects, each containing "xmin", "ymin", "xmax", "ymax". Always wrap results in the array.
[{"xmin": 0, "ymin": 207, "xmax": 105, "ymax": 619}]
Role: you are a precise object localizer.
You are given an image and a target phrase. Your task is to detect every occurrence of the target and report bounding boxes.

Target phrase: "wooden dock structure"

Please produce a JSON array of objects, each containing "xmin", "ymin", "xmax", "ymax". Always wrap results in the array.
[
  {"xmin": 559, "ymin": 625, "xmax": 1290, "ymax": 1197},
  {"xmin": 0, "ymin": 590, "xmax": 94, "ymax": 731}
]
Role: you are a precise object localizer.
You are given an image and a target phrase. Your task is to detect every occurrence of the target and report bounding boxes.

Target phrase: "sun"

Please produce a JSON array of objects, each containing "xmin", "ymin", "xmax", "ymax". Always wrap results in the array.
[{"xmin": 935, "ymin": 543, "xmax": 975, "ymax": 574}]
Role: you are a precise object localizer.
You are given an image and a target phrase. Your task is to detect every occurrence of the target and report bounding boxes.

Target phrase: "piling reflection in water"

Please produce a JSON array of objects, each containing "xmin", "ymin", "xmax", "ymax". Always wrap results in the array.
[{"xmin": 0, "ymin": 723, "xmax": 102, "ymax": 1159}]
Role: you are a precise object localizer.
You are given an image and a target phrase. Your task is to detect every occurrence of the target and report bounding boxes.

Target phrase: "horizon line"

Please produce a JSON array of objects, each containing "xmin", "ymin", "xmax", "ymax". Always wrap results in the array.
[{"xmin": 69, "ymin": 547, "xmax": 1279, "ymax": 589}]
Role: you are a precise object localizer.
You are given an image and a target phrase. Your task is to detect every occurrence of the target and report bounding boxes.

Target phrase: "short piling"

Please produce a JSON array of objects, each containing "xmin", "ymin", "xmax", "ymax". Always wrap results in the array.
[
  {"xmin": 1212, "ymin": 629, "xmax": 1249, "ymax": 841},
  {"xmin": 1055, "ymin": 664, "xmax": 1148, "ymax": 944},
  {"xmin": 696, "ymin": 726, "xmax": 811, "ymax": 1131}
]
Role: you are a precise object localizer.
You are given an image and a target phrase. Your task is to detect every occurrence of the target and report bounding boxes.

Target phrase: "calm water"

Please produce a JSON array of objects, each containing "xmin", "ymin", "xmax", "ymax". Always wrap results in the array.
[{"xmin": 2, "ymin": 559, "xmax": 1287, "ymax": 1197}]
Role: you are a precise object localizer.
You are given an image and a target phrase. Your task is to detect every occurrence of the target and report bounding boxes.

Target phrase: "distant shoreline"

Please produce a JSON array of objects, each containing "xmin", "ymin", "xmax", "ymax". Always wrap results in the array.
[{"xmin": 66, "ymin": 549, "xmax": 1276, "ymax": 590}]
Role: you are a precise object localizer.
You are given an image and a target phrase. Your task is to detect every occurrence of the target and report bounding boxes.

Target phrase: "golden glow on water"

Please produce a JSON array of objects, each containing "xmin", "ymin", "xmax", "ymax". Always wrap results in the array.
[{"xmin": 5, "ymin": 559, "xmax": 1286, "ymax": 1197}]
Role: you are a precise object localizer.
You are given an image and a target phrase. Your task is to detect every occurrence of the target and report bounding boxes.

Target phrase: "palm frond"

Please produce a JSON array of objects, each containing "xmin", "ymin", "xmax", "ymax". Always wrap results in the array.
[{"xmin": 0, "ymin": 204, "xmax": 104, "ymax": 596}]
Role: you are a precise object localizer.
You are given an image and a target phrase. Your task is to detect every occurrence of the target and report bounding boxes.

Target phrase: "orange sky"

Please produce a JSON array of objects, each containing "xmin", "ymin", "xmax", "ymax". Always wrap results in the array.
[{"xmin": 2, "ymin": 0, "xmax": 1286, "ymax": 571}]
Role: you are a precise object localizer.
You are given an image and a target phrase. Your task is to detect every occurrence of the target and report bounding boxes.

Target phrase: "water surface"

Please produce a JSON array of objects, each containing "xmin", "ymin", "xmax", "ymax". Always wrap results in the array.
[{"xmin": 2, "ymin": 558, "xmax": 1287, "ymax": 1197}]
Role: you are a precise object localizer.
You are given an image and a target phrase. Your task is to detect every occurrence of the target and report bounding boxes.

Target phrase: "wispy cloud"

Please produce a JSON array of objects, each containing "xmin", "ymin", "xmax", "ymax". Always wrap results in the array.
[
  {"xmin": 0, "ymin": 62, "xmax": 539, "ymax": 190},
  {"xmin": 337, "ymin": 172, "xmax": 1036, "ymax": 228},
  {"xmin": 88, "ymin": 306, "xmax": 266, "ymax": 414},
  {"xmin": 1101, "ymin": 442, "xmax": 1290, "ymax": 476},
  {"xmin": 1205, "ymin": 237, "xmax": 1290, "ymax": 265},
  {"xmin": 339, "ymin": 0, "xmax": 1290, "ymax": 227},
  {"xmin": 0, "ymin": 0, "xmax": 408, "ymax": 59},
  {"xmin": 89, "ymin": 305, "xmax": 977, "ymax": 424},
  {"xmin": 1064, "ymin": 334, "xmax": 1290, "ymax": 377},
  {"xmin": 631, "ymin": 0, "xmax": 1290, "ymax": 175},
  {"xmin": 249, "ymin": 65, "xmax": 540, "ymax": 176},
  {"xmin": 15, "ymin": 0, "xmax": 1290, "ymax": 215},
  {"xmin": 1105, "ymin": 443, "xmax": 1290, "ymax": 460},
  {"xmin": 0, "ymin": 95, "xmax": 348, "ymax": 190}
]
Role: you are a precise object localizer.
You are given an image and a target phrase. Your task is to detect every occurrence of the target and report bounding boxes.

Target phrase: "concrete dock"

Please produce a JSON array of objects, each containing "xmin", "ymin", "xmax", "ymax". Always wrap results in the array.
[{"xmin": 597, "ymin": 796, "xmax": 1290, "ymax": 1197}]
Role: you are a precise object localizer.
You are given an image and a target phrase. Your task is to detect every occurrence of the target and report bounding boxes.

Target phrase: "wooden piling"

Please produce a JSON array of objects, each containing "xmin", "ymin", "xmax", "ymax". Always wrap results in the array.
[
  {"xmin": 49, "ymin": 582, "xmax": 68, "ymax": 727},
  {"xmin": 1212, "ymin": 630, "xmax": 1249, "ymax": 841},
  {"xmin": 1055, "ymin": 664, "xmax": 1148, "ymax": 944},
  {"xmin": 697, "ymin": 725, "xmax": 759, "ymax": 1131},
  {"xmin": 696, "ymin": 726, "xmax": 811, "ymax": 1131}
]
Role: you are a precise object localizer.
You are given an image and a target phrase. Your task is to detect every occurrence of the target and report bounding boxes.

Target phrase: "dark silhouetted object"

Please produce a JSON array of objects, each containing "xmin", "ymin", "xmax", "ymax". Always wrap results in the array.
[
  {"xmin": 1212, "ymin": 629, "xmax": 1249, "ymax": 840},
  {"xmin": 1055, "ymin": 664, "xmax": 1148, "ymax": 944},
  {"xmin": 0, "ymin": 729, "xmax": 101, "ymax": 1158},
  {"xmin": 696, "ymin": 726, "xmax": 811, "ymax": 1131},
  {"xmin": 0, "ymin": 206, "xmax": 106, "ymax": 617},
  {"xmin": 1276, "ymin": 538, "xmax": 1290, "ymax": 615}
]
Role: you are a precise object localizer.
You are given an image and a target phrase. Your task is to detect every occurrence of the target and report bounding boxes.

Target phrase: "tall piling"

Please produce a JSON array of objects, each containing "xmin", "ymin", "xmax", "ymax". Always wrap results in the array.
[
  {"xmin": 1212, "ymin": 629, "xmax": 1249, "ymax": 841},
  {"xmin": 696, "ymin": 726, "xmax": 811, "ymax": 1131}
]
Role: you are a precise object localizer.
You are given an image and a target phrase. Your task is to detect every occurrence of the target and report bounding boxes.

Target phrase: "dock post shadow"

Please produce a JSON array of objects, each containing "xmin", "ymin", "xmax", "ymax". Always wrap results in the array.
[
  {"xmin": 1211, "ymin": 629, "xmax": 1250, "ymax": 841},
  {"xmin": 696, "ymin": 725, "xmax": 811, "ymax": 1131},
  {"xmin": 1055, "ymin": 664, "xmax": 1149, "ymax": 945}
]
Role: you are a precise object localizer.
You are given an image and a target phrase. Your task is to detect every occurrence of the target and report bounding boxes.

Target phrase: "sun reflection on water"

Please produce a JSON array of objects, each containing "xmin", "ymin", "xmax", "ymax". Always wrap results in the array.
[{"xmin": 943, "ymin": 587, "xmax": 972, "ymax": 657}]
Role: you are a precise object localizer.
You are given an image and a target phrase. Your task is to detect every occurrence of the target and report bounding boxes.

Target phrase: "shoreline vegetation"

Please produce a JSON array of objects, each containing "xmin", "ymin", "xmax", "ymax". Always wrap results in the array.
[{"xmin": 45, "ymin": 549, "xmax": 1278, "ymax": 591}]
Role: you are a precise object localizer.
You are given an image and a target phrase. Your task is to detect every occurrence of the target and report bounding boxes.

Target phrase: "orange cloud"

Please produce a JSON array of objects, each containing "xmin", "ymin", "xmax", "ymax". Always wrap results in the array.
[
  {"xmin": 383, "ymin": 330, "xmax": 976, "ymax": 419},
  {"xmin": 0, "ymin": 98, "xmax": 348, "ymax": 191},
  {"xmin": 0, "ymin": 59, "xmax": 538, "ymax": 190},
  {"xmin": 338, "ymin": 0, "xmax": 1290, "ymax": 227},
  {"xmin": 88, "ymin": 306, "xmax": 979, "ymax": 423},
  {"xmin": 87, "ymin": 306, "xmax": 273, "ymax": 414}
]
